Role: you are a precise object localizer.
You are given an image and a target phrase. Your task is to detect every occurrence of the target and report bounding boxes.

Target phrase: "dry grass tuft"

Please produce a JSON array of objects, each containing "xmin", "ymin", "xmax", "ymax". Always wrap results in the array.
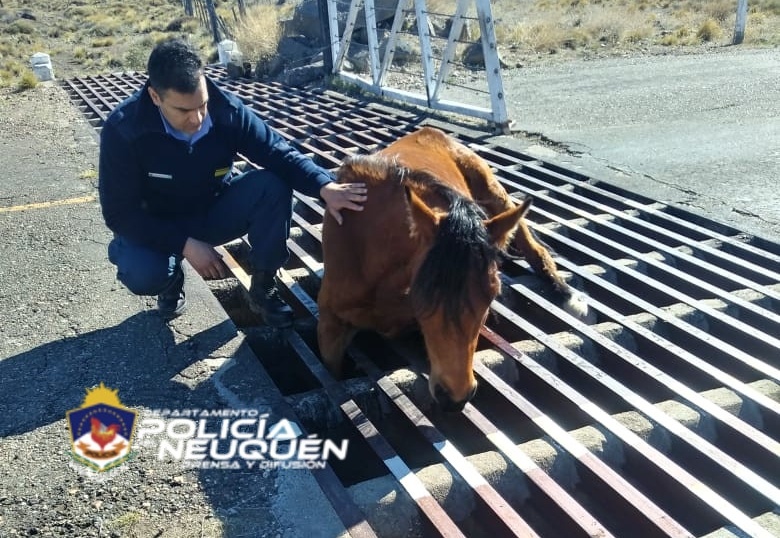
[
  {"xmin": 17, "ymin": 69, "xmax": 38, "ymax": 90},
  {"xmin": 232, "ymin": 4, "xmax": 290, "ymax": 64},
  {"xmin": 493, "ymin": 0, "xmax": 780, "ymax": 57},
  {"xmin": 697, "ymin": 19, "xmax": 722, "ymax": 42}
]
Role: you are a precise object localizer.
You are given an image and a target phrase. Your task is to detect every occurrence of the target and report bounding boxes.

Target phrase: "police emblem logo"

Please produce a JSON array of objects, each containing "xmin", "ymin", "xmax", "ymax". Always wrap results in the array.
[{"xmin": 66, "ymin": 383, "xmax": 137, "ymax": 472}]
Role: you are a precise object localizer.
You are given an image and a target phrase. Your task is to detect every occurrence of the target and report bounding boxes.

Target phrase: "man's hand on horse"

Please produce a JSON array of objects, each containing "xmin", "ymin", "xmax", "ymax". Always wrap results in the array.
[
  {"xmin": 320, "ymin": 181, "xmax": 368, "ymax": 225},
  {"xmin": 182, "ymin": 237, "xmax": 229, "ymax": 280}
]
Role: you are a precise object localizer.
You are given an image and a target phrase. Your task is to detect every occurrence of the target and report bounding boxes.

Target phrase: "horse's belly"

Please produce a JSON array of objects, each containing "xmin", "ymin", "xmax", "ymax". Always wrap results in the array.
[{"xmin": 340, "ymin": 300, "xmax": 416, "ymax": 338}]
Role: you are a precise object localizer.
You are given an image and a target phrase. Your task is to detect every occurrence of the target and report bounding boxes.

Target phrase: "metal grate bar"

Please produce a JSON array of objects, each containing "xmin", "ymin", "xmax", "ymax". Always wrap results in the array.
[
  {"xmin": 478, "ymin": 144, "xmax": 780, "ymax": 267},
  {"xmin": 493, "ymin": 290, "xmax": 780, "ymax": 505},
  {"xmin": 347, "ymin": 346, "xmax": 544, "ymax": 538},
  {"xmin": 478, "ymin": 327, "xmax": 774, "ymax": 538},
  {"xmin": 284, "ymin": 313, "xmax": 468, "ymax": 537},
  {"xmin": 490, "ymin": 168, "xmax": 780, "ymax": 303},
  {"xmin": 529, "ymin": 225, "xmax": 780, "ymax": 383}
]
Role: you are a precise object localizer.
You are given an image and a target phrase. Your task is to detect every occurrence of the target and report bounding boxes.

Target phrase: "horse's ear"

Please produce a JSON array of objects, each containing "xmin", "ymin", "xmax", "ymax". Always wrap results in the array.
[
  {"xmin": 484, "ymin": 197, "xmax": 532, "ymax": 248},
  {"xmin": 405, "ymin": 185, "xmax": 438, "ymax": 242}
]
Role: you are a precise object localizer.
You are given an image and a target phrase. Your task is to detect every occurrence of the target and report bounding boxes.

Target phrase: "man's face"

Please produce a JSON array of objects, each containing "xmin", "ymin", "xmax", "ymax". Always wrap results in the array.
[{"xmin": 148, "ymin": 75, "xmax": 209, "ymax": 136}]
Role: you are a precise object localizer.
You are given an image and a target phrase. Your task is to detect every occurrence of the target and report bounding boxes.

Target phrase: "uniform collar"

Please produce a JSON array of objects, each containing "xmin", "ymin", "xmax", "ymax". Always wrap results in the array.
[{"xmin": 158, "ymin": 108, "xmax": 213, "ymax": 144}]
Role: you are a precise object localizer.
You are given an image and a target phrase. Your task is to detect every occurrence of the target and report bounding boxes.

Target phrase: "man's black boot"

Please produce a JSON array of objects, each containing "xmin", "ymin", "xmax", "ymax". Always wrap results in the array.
[
  {"xmin": 248, "ymin": 271, "xmax": 294, "ymax": 328},
  {"xmin": 157, "ymin": 269, "xmax": 187, "ymax": 320}
]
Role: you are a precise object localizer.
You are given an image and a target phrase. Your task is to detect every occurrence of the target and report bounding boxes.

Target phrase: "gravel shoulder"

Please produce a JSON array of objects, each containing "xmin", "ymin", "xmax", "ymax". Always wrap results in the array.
[{"xmin": 0, "ymin": 83, "xmax": 238, "ymax": 538}]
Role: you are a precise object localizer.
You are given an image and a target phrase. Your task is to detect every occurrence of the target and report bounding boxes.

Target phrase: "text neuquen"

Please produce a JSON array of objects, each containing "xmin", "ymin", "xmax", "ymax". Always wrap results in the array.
[{"xmin": 136, "ymin": 411, "xmax": 348, "ymax": 465}]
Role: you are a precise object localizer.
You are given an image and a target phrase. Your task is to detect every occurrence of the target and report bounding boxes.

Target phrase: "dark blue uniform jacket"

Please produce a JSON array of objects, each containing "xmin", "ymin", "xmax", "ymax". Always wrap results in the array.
[{"xmin": 98, "ymin": 77, "xmax": 333, "ymax": 255}]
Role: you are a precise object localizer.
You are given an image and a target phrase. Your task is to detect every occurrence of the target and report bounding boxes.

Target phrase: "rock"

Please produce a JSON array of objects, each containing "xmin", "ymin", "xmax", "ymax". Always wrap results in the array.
[
  {"xmin": 255, "ymin": 55, "xmax": 284, "ymax": 79},
  {"xmin": 461, "ymin": 42, "xmax": 509, "ymax": 69},
  {"xmin": 226, "ymin": 61, "xmax": 244, "ymax": 79},
  {"xmin": 289, "ymin": 0, "xmax": 400, "ymax": 44},
  {"xmin": 256, "ymin": 36, "xmax": 320, "ymax": 80},
  {"xmin": 278, "ymin": 61, "xmax": 325, "ymax": 87}
]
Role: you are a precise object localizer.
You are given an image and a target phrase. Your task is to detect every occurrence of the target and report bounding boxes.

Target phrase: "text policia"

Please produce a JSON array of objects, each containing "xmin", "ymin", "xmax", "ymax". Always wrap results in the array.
[{"xmin": 136, "ymin": 409, "xmax": 349, "ymax": 470}]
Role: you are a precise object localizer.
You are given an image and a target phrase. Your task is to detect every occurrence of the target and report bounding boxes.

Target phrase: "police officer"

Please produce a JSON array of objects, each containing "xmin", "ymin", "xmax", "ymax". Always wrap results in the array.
[{"xmin": 99, "ymin": 38, "xmax": 366, "ymax": 326}]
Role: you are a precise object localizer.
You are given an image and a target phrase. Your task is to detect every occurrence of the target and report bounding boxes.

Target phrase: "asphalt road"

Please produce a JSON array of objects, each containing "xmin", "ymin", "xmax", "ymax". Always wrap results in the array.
[{"xmin": 494, "ymin": 47, "xmax": 780, "ymax": 241}]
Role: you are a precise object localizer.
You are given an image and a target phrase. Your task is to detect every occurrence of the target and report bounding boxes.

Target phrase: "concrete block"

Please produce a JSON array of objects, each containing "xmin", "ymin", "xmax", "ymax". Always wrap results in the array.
[
  {"xmin": 217, "ymin": 39, "xmax": 242, "ymax": 66},
  {"xmin": 30, "ymin": 52, "xmax": 54, "ymax": 81}
]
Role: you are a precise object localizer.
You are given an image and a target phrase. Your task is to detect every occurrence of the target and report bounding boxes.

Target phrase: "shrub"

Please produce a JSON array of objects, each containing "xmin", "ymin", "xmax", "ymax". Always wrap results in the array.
[
  {"xmin": 18, "ymin": 69, "xmax": 38, "ymax": 90},
  {"xmin": 124, "ymin": 43, "xmax": 149, "ymax": 71},
  {"xmin": 7, "ymin": 19, "xmax": 35, "ymax": 35},
  {"xmin": 703, "ymin": 0, "xmax": 733, "ymax": 22},
  {"xmin": 697, "ymin": 19, "xmax": 722, "ymax": 42},
  {"xmin": 233, "ymin": 4, "xmax": 285, "ymax": 64},
  {"xmin": 105, "ymin": 56, "xmax": 123, "ymax": 69},
  {"xmin": 92, "ymin": 37, "xmax": 115, "ymax": 47}
]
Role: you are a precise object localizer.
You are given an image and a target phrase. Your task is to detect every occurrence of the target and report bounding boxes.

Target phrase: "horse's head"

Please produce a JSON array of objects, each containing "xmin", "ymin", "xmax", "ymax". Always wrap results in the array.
[{"xmin": 404, "ymin": 182, "xmax": 529, "ymax": 411}]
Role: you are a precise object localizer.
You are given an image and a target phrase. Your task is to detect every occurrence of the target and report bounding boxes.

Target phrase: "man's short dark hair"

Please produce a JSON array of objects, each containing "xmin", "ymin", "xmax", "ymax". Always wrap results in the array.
[{"xmin": 147, "ymin": 38, "xmax": 203, "ymax": 95}]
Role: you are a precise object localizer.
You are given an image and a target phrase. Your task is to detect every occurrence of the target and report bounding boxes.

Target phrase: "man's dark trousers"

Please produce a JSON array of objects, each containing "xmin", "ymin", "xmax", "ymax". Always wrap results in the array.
[{"xmin": 108, "ymin": 170, "xmax": 293, "ymax": 296}]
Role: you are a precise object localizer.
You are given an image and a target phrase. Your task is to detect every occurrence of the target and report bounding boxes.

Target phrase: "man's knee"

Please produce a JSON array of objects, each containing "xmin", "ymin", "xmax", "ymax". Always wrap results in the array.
[
  {"xmin": 109, "ymin": 237, "xmax": 176, "ymax": 296},
  {"xmin": 116, "ymin": 267, "xmax": 173, "ymax": 296},
  {"xmin": 236, "ymin": 170, "xmax": 293, "ymax": 204}
]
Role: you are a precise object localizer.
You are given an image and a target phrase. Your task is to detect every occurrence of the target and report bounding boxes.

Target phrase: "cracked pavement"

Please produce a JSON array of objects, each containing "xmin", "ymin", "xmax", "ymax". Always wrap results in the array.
[{"xmin": 494, "ymin": 47, "xmax": 779, "ymax": 240}]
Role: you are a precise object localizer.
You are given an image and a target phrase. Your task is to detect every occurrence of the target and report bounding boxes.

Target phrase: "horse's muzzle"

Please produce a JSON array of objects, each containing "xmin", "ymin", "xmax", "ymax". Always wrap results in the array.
[{"xmin": 434, "ymin": 382, "xmax": 478, "ymax": 412}]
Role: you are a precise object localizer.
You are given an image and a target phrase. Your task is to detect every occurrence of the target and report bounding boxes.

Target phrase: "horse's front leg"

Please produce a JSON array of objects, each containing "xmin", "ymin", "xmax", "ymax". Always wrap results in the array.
[
  {"xmin": 317, "ymin": 308, "xmax": 357, "ymax": 379},
  {"xmin": 512, "ymin": 219, "xmax": 591, "ymax": 320},
  {"xmin": 511, "ymin": 221, "xmax": 568, "ymax": 291}
]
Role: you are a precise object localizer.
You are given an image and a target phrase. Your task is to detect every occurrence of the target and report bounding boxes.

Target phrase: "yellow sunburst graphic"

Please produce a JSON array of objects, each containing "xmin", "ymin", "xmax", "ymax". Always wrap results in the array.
[{"xmin": 81, "ymin": 382, "xmax": 123, "ymax": 408}]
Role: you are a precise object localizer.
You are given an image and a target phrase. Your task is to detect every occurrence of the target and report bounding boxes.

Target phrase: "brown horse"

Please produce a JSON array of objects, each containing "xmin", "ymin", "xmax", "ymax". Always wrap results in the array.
[{"xmin": 317, "ymin": 127, "xmax": 586, "ymax": 411}]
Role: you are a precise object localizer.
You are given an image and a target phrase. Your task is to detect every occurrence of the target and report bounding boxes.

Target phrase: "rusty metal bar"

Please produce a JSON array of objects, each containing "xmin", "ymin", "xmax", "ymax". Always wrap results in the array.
[
  {"xmin": 509, "ymin": 270, "xmax": 780, "ymax": 443},
  {"xmin": 346, "ymin": 346, "xmax": 542, "ymax": 538},
  {"xmin": 460, "ymin": 403, "xmax": 615, "ymax": 538},
  {"xmin": 478, "ymin": 326, "xmax": 775, "ymax": 538},
  {"xmin": 474, "ymin": 144, "xmax": 780, "ymax": 283},
  {"xmin": 492, "ymin": 291, "xmax": 780, "ymax": 502},
  {"xmin": 285, "ymin": 331, "xmax": 468, "ymax": 538},
  {"xmin": 529, "ymin": 224, "xmax": 780, "ymax": 383},
  {"xmin": 526, "ymin": 252, "xmax": 780, "ymax": 432},
  {"xmin": 489, "ymin": 172, "xmax": 780, "ymax": 313},
  {"xmin": 213, "ymin": 246, "xmax": 379, "ymax": 537}
]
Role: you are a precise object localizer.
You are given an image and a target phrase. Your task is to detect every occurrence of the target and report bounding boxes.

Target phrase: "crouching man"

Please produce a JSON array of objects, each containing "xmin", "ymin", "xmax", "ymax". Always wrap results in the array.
[{"xmin": 99, "ymin": 37, "xmax": 366, "ymax": 325}]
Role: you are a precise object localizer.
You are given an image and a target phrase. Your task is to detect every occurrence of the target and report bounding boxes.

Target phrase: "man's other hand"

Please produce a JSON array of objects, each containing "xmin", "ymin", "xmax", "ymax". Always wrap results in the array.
[{"xmin": 182, "ymin": 237, "xmax": 228, "ymax": 279}]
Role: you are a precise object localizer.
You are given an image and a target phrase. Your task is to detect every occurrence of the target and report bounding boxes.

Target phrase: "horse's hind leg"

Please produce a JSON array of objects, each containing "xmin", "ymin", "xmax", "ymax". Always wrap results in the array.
[
  {"xmin": 511, "ymin": 217, "xmax": 569, "ymax": 291},
  {"xmin": 514, "ymin": 213, "xmax": 591, "ymax": 319},
  {"xmin": 317, "ymin": 308, "xmax": 357, "ymax": 378}
]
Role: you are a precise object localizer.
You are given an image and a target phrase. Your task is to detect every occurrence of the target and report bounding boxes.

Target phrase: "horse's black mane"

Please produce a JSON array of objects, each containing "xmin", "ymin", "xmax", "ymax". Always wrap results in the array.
[{"xmin": 405, "ymin": 173, "xmax": 500, "ymax": 327}]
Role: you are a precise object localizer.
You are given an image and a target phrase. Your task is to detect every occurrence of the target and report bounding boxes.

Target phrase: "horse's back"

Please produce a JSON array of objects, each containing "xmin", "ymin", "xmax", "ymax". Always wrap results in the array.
[
  {"xmin": 380, "ymin": 127, "xmax": 472, "ymax": 196},
  {"xmin": 320, "ymin": 126, "xmax": 512, "ymax": 332}
]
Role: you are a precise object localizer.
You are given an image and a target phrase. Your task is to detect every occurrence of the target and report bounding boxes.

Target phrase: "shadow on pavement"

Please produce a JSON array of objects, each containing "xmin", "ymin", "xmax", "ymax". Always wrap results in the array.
[{"xmin": 0, "ymin": 312, "xmax": 237, "ymax": 437}]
